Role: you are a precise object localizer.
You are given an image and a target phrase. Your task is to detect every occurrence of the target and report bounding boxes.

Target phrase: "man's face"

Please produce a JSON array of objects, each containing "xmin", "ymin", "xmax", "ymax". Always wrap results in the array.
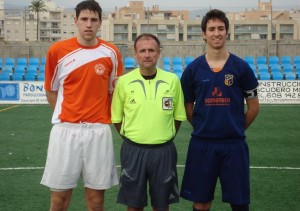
[
  {"xmin": 134, "ymin": 38, "xmax": 161, "ymax": 71},
  {"xmin": 75, "ymin": 9, "xmax": 101, "ymax": 45},
  {"xmin": 203, "ymin": 19, "xmax": 228, "ymax": 49}
]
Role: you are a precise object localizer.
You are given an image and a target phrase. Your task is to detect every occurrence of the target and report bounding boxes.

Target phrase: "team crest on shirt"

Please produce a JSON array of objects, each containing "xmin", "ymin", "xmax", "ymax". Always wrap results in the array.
[
  {"xmin": 94, "ymin": 64, "xmax": 105, "ymax": 75},
  {"xmin": 162, "ymin": 97, "xmax": 173, "ymax": 110},
  {"xmin": 224, "ymin": 74, "xmax": 234, "ymax": 86}
]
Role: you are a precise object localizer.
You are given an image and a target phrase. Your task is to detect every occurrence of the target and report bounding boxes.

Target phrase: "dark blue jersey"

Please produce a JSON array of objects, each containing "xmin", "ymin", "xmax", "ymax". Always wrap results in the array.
[{"xmin": 181, "ymin": 53, "xmax": 258, "ymax": 141}]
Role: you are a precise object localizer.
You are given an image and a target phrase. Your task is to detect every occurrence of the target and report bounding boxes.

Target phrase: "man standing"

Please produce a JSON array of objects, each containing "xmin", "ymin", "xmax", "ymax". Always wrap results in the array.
[
  {"xmin": 180, "ymin": 9, "xmax": 259, "ymax": 211},
  {"xmin": 111, "ymin": 34, "xmax": 186, "ymax": 211},
  {"xmin": 41, "ymin": 1, "xmax": 123, "ymax": 210}
]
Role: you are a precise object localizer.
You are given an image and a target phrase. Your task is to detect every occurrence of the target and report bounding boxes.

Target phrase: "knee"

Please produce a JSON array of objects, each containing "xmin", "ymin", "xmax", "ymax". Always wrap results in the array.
[
  {"xmin": 85, "ymin": 194, "xmax": 104, "ymax": 210},
  {"xmin": 50, "ymin": 190, "xmax": 72, "ymax": 211},
  {"xmin": 193, "ymin": 207, "xmax": 210, "ymax": 211},
  {"xmin": 193, "ymin": 202, "xmax": 211, "ymax": 211},
  {"xmin": 89, "ymin": 198, "xmax": 104, "ymax": 209},
  {"xmin": 50, "ymin": 197, "xmax": 70, "ymax": 211}
]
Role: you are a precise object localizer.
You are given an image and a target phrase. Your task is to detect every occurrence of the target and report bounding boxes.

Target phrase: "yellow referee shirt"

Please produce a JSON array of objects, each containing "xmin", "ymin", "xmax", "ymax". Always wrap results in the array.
[{"xmin": 111, "ymin": 68, "xmax": 186, "ymax": 144}]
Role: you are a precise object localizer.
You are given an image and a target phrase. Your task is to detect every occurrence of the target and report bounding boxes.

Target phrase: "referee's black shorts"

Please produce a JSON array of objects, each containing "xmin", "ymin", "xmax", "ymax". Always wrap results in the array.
[{"xmin": 117, "ymin": 137, "xmax": 179, "ymax": 210}]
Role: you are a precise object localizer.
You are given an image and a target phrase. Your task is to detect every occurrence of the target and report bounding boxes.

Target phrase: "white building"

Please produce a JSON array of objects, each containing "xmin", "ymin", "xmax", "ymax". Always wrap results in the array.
[{"xmin": 0, "ymin": 0, "xmax": 299, "ymax": 42}]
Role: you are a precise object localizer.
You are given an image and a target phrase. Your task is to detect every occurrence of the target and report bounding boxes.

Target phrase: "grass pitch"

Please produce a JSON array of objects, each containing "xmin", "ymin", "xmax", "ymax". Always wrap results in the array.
[{"xmin": 0, "ymin": 104, "xmax": 299, "ymax": 210}]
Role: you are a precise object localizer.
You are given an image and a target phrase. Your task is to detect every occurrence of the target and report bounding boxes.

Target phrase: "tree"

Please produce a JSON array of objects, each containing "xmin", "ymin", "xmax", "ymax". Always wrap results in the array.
[{"xmin": 28, "ymin": 0, "xmax": 47, "ymax": 41}]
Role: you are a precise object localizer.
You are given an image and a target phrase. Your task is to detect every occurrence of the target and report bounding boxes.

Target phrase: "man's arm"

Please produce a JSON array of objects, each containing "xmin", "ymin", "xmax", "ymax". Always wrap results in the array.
[
  {"xmin": 45, "ymin": 90, "xmax": 58, "ymax": 111},
  {"xmin": 245, "ymin": 97, "xmax": 259, "ymax": 129},
  {"xmin": 184, "ymin": 102, "xmax": 194, "ymax": 125},
  {"xmin": 174, "ymin": 120, "xmax": 182, "ymax": 134},
  {"xmin": 113, "ymin": 122, "xmax": 122, "ymax": 134}
]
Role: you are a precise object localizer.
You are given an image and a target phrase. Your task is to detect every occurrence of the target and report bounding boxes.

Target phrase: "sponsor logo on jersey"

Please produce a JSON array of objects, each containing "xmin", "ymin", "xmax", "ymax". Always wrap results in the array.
[
  {"xmin": 212, "ymin": 87, "xmax": 222, "ymax": 97},
  {"xmin": 129, "ymin": 98, "xmax": 136, "ymax": 104},
  {"xmin": 205, "ymin": 86, "xmax": 231, "ymax": 106},
  {"xmin": 94, "ymin": 64, "xmax": 105, "ymax": 75},
  {"xmin": 162, "ymin": 97, "xmax": 173, "ymax": 110},
  {"xmin": 64, "ymin": 58, "xmax": 76, "ymax": 67}
]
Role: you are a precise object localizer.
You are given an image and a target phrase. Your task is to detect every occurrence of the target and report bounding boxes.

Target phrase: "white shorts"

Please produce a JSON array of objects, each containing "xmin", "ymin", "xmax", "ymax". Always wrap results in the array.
[{"xmin": 41, "ymin": 122, "xmax": 119, "ymax": 190}]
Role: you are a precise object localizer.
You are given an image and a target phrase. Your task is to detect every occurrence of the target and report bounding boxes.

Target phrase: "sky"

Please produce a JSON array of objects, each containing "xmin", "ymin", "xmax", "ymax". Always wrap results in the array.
[{"xmin": 5, "ymin": 0, "xmax": 300, "ymax": 11}]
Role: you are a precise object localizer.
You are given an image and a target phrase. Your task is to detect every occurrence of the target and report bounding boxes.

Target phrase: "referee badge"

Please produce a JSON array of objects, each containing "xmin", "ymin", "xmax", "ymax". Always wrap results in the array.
[{"xmin": 162, "ymin": 97, "xmax": 173, "ymax": 110}]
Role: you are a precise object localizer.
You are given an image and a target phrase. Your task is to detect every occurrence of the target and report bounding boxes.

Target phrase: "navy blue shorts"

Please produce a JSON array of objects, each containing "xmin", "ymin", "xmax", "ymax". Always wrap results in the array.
[
  {"xmin": 180, "ymin": 138, "xmax": 250, "ymax": 205},
  {"xmin": 117, "ymin": 138, "xmax": 179, "ymax": 210}
]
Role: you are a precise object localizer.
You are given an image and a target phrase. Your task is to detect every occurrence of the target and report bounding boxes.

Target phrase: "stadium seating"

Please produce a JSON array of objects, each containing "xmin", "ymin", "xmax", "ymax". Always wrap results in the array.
[
  {"xmin": 37, "ymin": 74, "xmax": 45, "ymax": 81},
  {"xmin": 293, "ymin": 56, "xmax": 300, "ymax": 66},
  {"xmin": 259, "ymin": 72, "xmax": 271, "ymax": 80},
  {"xmin": 268, "ymin": 56, "xmax": 279, "ymax": 65},
  {"xmin": 244, "ymin": 56, "xmax": 255, "ymax": 65},
  {"xmin": 162, "ymin": 57, "xmax": 171, "ymax": 71},
  {"xmin": 256, "ymin": 56, "xmax": 267, "ymax": 65},
  {"xmin": 4, "ymin": 57, "xmax": 15, "ymax": 66},
  {"xmin": 26, "ymin": 65, "xmax": 38, "ymax": 74},
  {"xmin": 269, "ymin": 64, "xmax": 281, "ymax": 73},
  {"xmin": 1, "ymin": 56, "xmax": 299, "ymax": 82},
  {"xmin": 163, "ymin": 57, "xmax": 171, "ymax": 66},
  {"xmin": 172, "ymin": 57, "xmax": 183, "ymax": 67},
  {"xmin": 39, "ymin": 65, "xmax": 45, "ymax": 74},
  {"xmin": 254, "ymin": 72, "xmax": 258, "ymax": 79},
  {"xmin": 24, "ymin": 72, "xmax": 37, "ymax": 81},
  {"xmin": 163, "ymin": 64, "xmax": 171, "ymax": 72},
  {"xmin": 1, "ymin": 65, "xmax": 14, "ymax": 74},
  {"xmin": 0, "ymin": 73, "xmax": 11, "ymax": 81},
  {"xmin": 173, "ymin": 65, "xmax": 183, "ymax": 73},
  {"xmin": 14, "ymin": 65, "xmax": 26, "ymax": 74},
  {"xmin": 282, "ymin": 64, "xmax": 294, "ymax": 73},
  {"xmin": 11, "ymin": 73, "xmax": 24, "ymax": 81},
  {"xmin": 184, "ymin": 56, "xmax": 194, "ymax": 67},
  {"xmin": 40, "ymin": 57, "xmax": 46, "ymax": 65},
  {"xmin": 124, "ymin": 57, "xmax": 135, "ymax": 69},
  {"xmin": 295, "ymin": 67, "xmax": 300, "ymax": 79},
  {"xmin": 28, "ymin": 57, "xmax": 40, "ymax": 66},
  {"xmin": 280, "ymin": 56, "xmax": 291, "ymax": 65},
  {"xmin": 249, "ymin": 64, "xmax": 257, "ymax": 72},
  {"xmin": 16, "ymin": 57, "xmax": 27, "ymax": 66},
  {"xmin": 257, "ymin": 64, "xmax": 269, "ymax": 73},
  {"xmin": 272, "ymin": 72, "xmax": 284, "ymax": 80},
  {"xmin": 285, "ymin": 72, "xmax": 296, "ymax": 80}
]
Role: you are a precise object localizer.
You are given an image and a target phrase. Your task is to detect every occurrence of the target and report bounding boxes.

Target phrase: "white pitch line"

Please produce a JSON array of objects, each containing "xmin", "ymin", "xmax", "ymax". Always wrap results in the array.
[
  {"xmin": 1, "ymin": 166, "xmax": 300, "ymax": 171},
  {"xmin": 249, "ymin": 166, "xmax": 300, "ymax": 170},
  {"xmin": 0, "ymin": 167, "xmax": 45, "ymax": 170}
]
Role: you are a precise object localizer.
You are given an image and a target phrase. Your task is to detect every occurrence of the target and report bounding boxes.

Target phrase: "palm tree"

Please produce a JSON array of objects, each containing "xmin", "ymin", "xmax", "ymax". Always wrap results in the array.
[{"xmin": 28, "ymin": 0, "xmax": 47, "ymax": 41}]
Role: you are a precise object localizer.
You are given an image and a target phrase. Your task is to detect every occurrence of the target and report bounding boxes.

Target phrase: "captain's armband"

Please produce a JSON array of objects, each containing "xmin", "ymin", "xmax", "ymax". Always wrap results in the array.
[{"xmin": 244, "ymin": 88, "xmax": 258, "ymax": 99}]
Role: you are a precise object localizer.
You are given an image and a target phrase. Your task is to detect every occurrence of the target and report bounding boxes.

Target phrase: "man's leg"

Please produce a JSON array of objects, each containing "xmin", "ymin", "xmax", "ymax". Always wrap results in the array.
[
  {"xmin": 50, "ymin": 189, "xmax": 72, "ymax": 211},
  {"xmin": 127, "ymin": 207, "xmax": 144, "ymax": 211},
  {"xmin": 230, "ymin": 204, "xmax": 249, "ymax": 211},
  {"xmin": 85, "ymin": 188, "xmax": 105, "ymax": 211},
  {"xmin": 193, "ymin": 201, "xmax": 212, "ymax": 211}
]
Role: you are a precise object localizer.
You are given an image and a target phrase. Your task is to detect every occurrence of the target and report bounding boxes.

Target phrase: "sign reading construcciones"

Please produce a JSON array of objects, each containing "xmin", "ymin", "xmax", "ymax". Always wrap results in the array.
[
  {"xmin": 258, "ymin": 80, "xmax": 300, "ymax": 104},
  {"xmin": 0, "ymin": 80, "xmax": 299, "ymax": 104}
]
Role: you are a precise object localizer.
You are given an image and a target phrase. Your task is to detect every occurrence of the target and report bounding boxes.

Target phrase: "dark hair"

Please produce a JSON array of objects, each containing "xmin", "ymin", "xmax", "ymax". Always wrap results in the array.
[
  {"xmin": 134, "ymin": 33, "xmax": 161, "ymax": 50},
  {"xmin": 201, "ymin": 9, "xmax": 229, "ymax": 33},
  {"xmin": 75, "ymin": 0, "xmax": 102, "ymax": 21}
]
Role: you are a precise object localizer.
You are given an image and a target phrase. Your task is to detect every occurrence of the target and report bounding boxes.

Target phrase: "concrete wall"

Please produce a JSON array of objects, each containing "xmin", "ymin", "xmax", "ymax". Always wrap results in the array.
[{"xmin": 0, "ymin": 40, "xmax": 299, "ymax": 61}]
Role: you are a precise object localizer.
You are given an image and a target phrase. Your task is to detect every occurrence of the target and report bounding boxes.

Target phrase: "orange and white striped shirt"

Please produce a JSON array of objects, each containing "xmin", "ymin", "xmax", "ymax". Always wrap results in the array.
[{"xmin": 44, "ymin": 37, "xmax": 123, "ymax": 124}]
